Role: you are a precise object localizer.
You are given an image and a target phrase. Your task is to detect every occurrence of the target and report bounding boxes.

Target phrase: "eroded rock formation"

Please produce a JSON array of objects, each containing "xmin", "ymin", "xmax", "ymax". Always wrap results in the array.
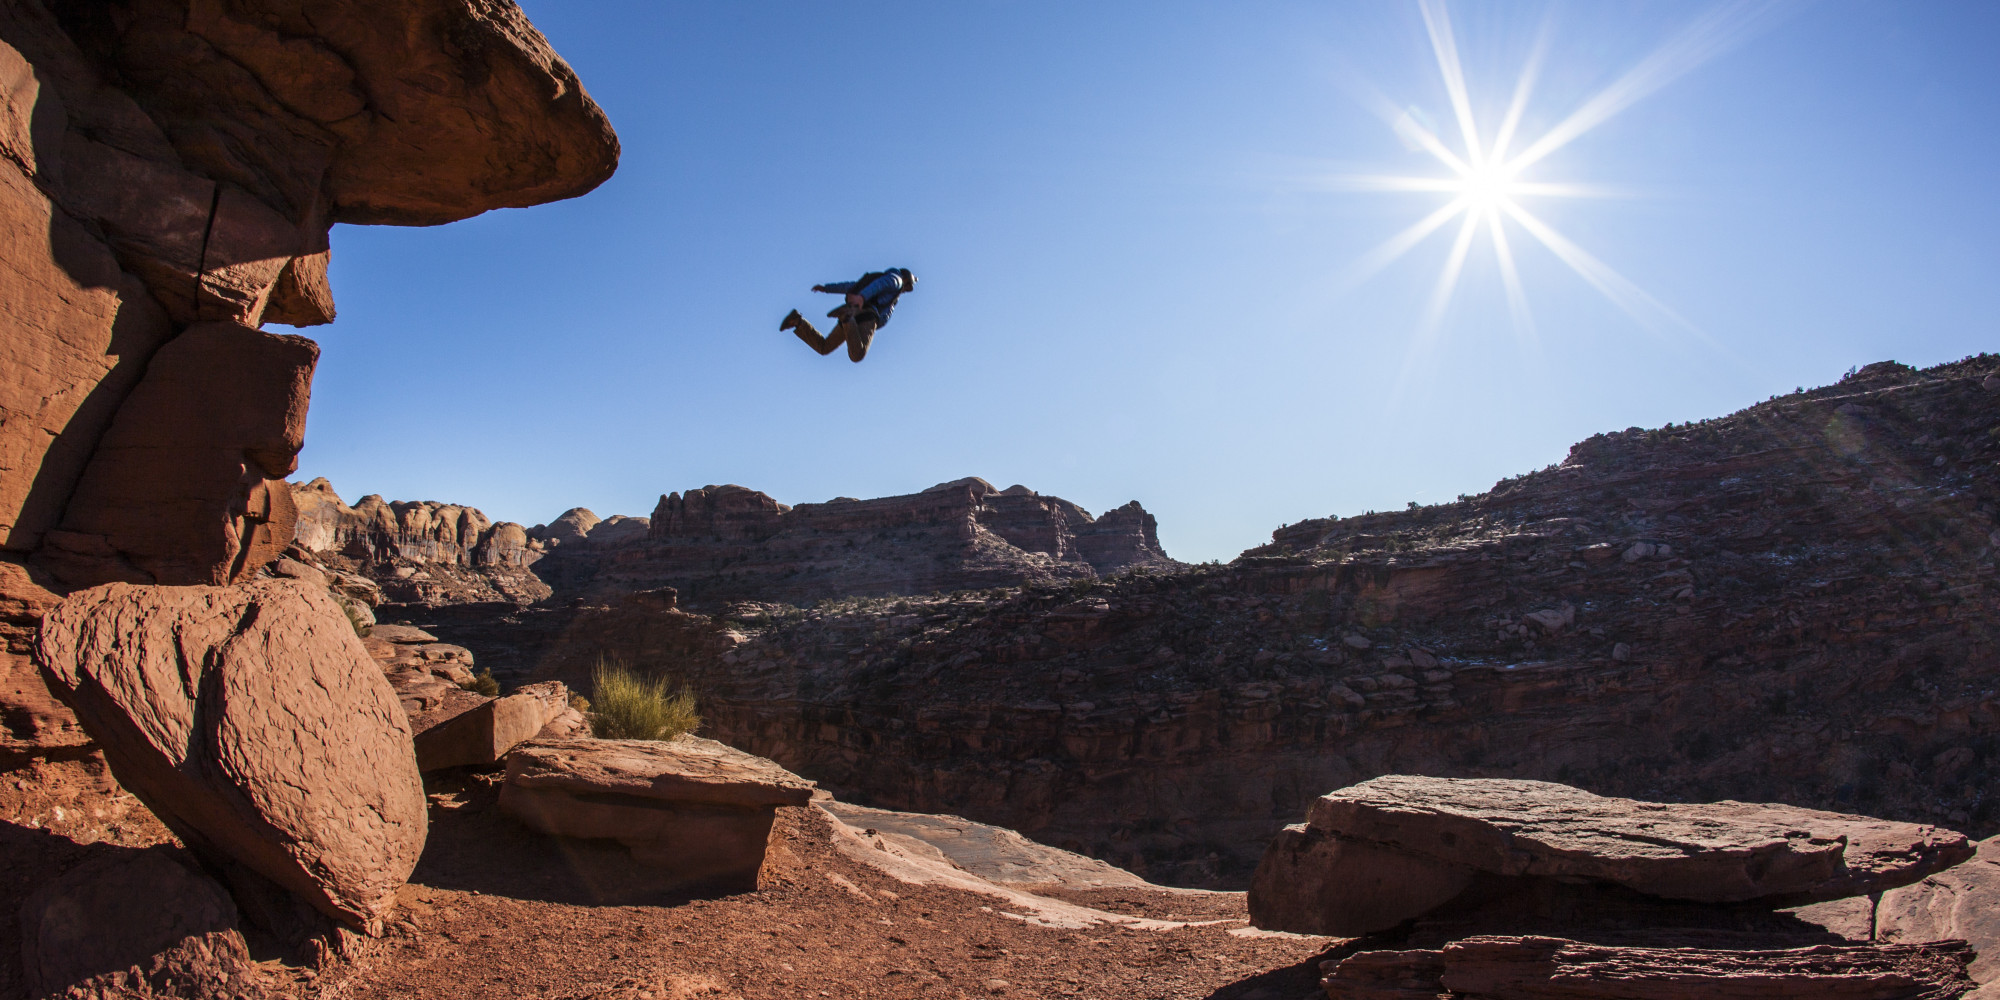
[{"xmin": 291, "ymin": 477, "xmax": 550, "ymax": 605}]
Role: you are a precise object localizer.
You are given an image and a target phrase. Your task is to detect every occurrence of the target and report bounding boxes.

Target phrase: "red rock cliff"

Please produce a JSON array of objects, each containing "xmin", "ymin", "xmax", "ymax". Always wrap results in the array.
[{"xmin": 0, "ymin": 0, "xmax": 617, "ymax": 749}]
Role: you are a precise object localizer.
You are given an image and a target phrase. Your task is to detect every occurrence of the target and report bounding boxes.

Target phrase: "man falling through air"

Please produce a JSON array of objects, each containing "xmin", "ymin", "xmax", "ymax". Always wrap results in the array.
[{"xmin": 781, "ymin": 267, "xmax": 916, "ymax": 363}]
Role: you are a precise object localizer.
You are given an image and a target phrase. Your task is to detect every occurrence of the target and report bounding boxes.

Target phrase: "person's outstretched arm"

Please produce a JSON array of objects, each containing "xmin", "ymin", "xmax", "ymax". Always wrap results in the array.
[{"xmin": 813, "ymin": 280, "xmax": 858, "ymax": 294}]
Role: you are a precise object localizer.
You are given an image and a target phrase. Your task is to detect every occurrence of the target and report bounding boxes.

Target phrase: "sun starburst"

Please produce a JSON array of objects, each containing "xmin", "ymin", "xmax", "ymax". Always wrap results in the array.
[{"xmin": 1336, "ymin": 0, "xmax": 1788, "ymax": 355}]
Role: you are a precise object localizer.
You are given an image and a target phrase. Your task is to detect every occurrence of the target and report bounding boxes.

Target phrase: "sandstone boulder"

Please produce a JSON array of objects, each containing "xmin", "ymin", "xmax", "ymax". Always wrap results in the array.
[
  {"xmin": 35, "ymin": 579, "xmax": 427, "ymax": 933},
  {"xmin": 1251, "ymin": 776, "xmax": 1972, "ymax": 936},
  {"xmin": 1878, "ymin": 836, "xmax": 2000, "ymax": 989},
  {"xmin": 1321, "ymin": 936, "xmax": 1976, "ymax": 1000},
  {"xmin": 413, "ymin": 681, "xmax": 573, "ymax": 772},
  {"xmin": 19, "ymin": 846, "xmax": 251, "ymax": 1000},
  {"xmin": 501, "ymin": 736, "xmax": 815, "ymax": 890}
]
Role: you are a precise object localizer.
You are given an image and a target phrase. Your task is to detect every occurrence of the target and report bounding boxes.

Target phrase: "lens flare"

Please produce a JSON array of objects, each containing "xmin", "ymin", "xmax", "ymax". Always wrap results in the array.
[{"xmin": 1334, "ymin": 0, "xmax": 1785, "ymax": 348}]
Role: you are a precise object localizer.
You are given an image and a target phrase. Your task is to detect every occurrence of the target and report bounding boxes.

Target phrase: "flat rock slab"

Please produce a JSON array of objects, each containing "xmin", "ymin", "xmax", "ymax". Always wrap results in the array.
[
  {"xmin": 1253, "ymin": 776, "xmax": 1971, "ymax": 936},
  {"xmin": 821, "ymin": 800, "xmax": 1155, "ymax": 890},
  {"xmin": 500, "ymin": 736, "xmax": 813, "ymax": 890},
  {"xmin": 1322, "ymin": 936, "xmax": 1977, "ymax": 1000}
]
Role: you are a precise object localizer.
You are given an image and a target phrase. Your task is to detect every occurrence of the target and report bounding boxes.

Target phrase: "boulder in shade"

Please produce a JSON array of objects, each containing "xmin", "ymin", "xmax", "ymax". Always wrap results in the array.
[
  {"xmin": 35, "ymin": 579, "xmax": 427, "ymax": 933},
  {"xmin": 19, "ymin": 847, "xmax": 251, "ymax": 999}
]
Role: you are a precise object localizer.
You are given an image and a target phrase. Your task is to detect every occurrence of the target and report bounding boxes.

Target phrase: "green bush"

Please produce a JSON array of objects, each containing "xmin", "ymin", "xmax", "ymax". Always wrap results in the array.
[
  {"xmin": 462, "ymin": 669, "xmax": 501, "ymax": 697},
  {"xmin": 589, "ymin": 660, "xmax": 700, "ymax": 741}
]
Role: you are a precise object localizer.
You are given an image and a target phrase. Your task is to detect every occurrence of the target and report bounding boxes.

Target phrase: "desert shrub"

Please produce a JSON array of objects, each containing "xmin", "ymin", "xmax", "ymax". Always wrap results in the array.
[
  {"xmin": 590, "ymin": 659, "xmax": 699, "ymax": 741},
  {"xmin": 462, "ymin": 669, "xmax": 501, "ymax": 697}
]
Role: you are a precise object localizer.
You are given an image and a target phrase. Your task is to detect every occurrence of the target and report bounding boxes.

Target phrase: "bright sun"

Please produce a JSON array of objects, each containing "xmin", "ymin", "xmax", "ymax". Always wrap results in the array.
[
  {"xmin": 1457, "ymin": 162, "xmax": 1518, "ymax": 213},
  {"xmin": 1336, "ymin": 0, "xmax": 1772, "ymax": 344}
]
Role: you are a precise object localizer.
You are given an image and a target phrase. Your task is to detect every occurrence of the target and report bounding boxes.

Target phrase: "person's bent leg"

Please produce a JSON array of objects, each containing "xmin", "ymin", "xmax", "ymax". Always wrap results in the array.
[
  {"xmin": 845, "ymin": 318, "xmax": 878, "ymax": 362},
  {"xmin": 790, "ymin": 316, "xmax": 844, "ymax": 356}
]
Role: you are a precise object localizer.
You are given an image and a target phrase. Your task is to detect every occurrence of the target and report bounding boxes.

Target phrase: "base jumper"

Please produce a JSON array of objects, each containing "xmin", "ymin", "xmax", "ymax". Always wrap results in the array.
[{"xmin": 781, "ymin": 268, "xmax": 916, "ymax": 363}]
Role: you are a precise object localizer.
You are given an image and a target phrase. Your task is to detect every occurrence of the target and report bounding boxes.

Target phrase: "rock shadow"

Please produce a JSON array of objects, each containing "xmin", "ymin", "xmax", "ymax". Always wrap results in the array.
[
  {"xmin": 410, "ymin": 772, "xmax": 757, "ymax": 908},
  {"xmin": 1200, "ymin": 941, "xmax": 1357, "ymax": 1000}
]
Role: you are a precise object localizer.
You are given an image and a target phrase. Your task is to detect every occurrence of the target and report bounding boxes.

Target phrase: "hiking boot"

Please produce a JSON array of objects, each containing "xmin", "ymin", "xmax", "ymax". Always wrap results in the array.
[{"xmin": 779, "ymin": 309, "xmax": 803, "ymax": 331}]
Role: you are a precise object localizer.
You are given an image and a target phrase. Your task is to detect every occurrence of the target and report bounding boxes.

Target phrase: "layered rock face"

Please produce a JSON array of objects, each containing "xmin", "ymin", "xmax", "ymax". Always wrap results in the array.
[
  {"xmin": 535, "ymin": 477, "xmax": 1180, "ymax": 604},
  {"xmin": 420, "ymin": 357, "xmax": 2000, "ymax": 888},
  {"xmin": 290, "ymin": 478, "xmax": 550, "ymax": 605}
]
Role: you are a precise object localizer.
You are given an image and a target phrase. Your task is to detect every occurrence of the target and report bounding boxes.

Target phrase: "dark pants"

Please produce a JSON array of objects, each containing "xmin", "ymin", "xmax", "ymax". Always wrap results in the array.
[{"xmin": 791, "ymin": 307, "xmax": 877, "ymax": 362}]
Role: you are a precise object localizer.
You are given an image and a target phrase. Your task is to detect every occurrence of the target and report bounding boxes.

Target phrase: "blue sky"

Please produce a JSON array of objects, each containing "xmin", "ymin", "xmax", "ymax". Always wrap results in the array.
[{"xmin": 294, "ymin": 1, "xmax": 2000, "ymax": 563}]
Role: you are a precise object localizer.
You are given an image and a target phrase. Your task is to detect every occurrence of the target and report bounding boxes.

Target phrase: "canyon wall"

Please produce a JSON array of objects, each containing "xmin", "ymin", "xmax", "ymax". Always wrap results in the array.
[
  {"xmin": 0, "ymin": 0, "xmax": 617, "ymax": 753},
  {"xmin": 413, "ymin": 357, "xmax": 2000, "ymax": 888}
]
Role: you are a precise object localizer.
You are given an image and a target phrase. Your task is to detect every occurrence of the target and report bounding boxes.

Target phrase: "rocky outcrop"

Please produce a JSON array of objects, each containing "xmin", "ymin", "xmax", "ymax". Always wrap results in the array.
[
  {"xmin": 534, "ymin": 477, "xmax": 1179, "ymax": 604},
  {"xmin": 0, "ymin": 0, "xmax": 617, "ymax": 757},
  {"xmin": 397, "ymin": 355, "xmax": 2000, "ymax": 889},
  {"xmin": 35, "ymin": 579, "xmax": 428, "ymax": 933},
  {"xmin": 1247, "ymin": 776, "xmax": 1972, "ymax": 936},
  {"xmin": 1319, "ymin": 937, "xmax": 1976, "ymax": 1000},
  {"xmin": 500, "ymin": 736, "xmax": 816, "ymax": 890},
  {"xmin": 290, "ymin": 478, "xmax": 550, "ymax": 605},
  {"xmin": 0, "ymin": 0, "xmax": 617, "ymax": 567},
  {"xmin": 18, "ymin": 846, "xmax": 251, "ymax": 1000}
]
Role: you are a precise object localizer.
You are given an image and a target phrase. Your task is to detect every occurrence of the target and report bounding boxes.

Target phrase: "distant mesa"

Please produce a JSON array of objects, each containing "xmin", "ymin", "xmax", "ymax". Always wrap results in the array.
[{"xmin": 287, "ymin": 476, "xmax": 1178, "ymax": 607}]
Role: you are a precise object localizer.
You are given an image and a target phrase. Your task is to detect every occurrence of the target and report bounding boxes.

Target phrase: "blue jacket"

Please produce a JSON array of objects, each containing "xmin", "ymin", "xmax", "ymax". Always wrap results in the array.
[{"xmin": 819, "ymin": 270, "xmax": 907, "ymax": 326}]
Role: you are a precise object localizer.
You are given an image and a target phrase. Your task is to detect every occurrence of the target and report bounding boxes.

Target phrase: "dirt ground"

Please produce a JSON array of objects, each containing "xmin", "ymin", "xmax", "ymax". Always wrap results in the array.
[
  {"xmin": 319, "ymin": 777, "xmax": 1337, "ymax": 1000},
  {"xmin": 0, "ymin": 757, "xmax": 1337, "ymax": 1000}
]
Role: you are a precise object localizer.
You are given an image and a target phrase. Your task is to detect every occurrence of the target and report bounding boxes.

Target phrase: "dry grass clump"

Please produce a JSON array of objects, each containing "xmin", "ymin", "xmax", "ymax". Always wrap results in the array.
[
  {"xmin": 463, "ymin": 668, "xmax": 501, "ymax": 697},
  {"xmin": 589, "ymin": 659, "xmax": 700, "ymax": 741}
]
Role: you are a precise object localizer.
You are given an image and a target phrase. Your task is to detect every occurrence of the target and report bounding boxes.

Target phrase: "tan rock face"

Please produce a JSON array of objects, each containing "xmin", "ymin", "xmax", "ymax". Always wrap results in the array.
[
  {"xmin": 0, "ymin": 37, "xmax": 174, "ymax": 556},
  {"xmin": 40, "ymin": 323, "xmax": 316, "ymax": 586},
  {"xmin": 1878, "ymin": 836, "xmax": 2000, "ymax": 987},
  {"xmin": 1249, "ymin": 776, "xmax": 1973, "ymax": 936},
  {"xmin": 501, "ymin": 737, "xmax": 815, "ymax": 890},
  {"xmin": 35, "ymin": 579, "xmax": 428, "ymax": 933},
  {"xmin": 290, "ymin": 479, "xmax": 548, "ymax": 605},
  {"xmin": 19, "ymin": 846, "xmax": 251, "ymax": 999}
]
